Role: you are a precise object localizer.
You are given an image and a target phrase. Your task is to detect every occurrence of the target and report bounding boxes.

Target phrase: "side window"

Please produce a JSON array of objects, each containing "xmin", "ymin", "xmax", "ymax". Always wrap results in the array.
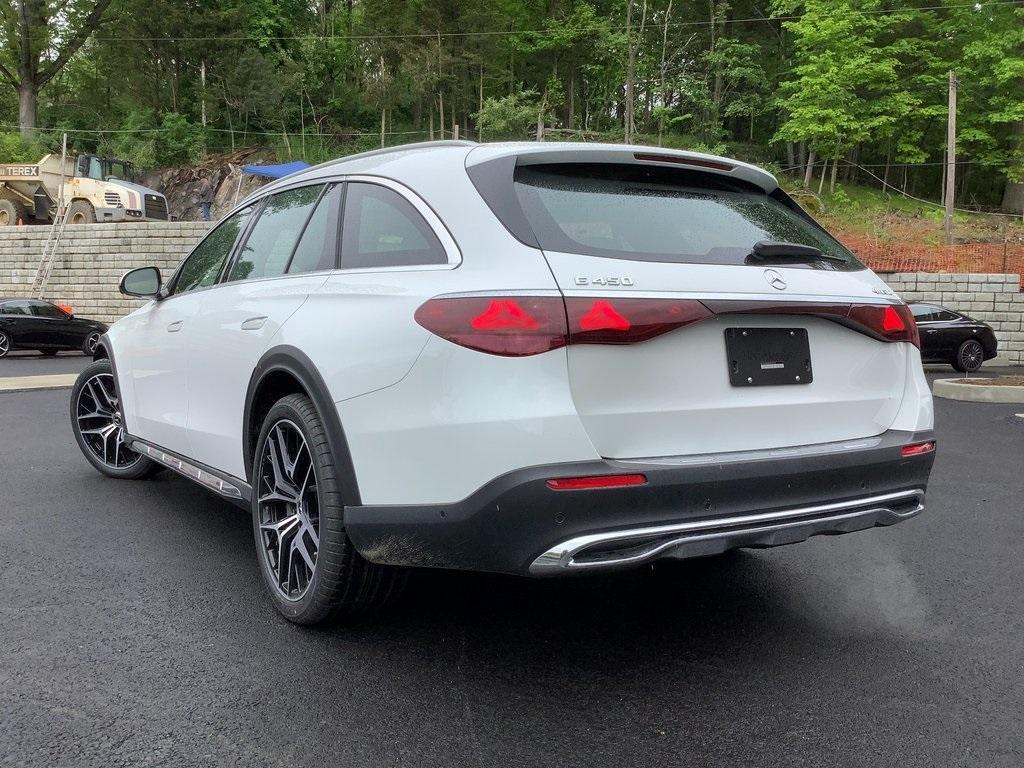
[
  {"xmin": 910, "ymin": 305, "xmax": 940, "ymax": 322},
  {"xmin": 30, "ymin": 302, "xmax": 66, "ymax": 319},
  {"xmin": 228, "ymin": 185, "xmax": 324, "ymax": 282},
  {"xmin": 172, "ymin": 205, "xmax": 254, "ymax": 295},
  {"xmin": 0, "ymin": 300, "xmax": 31, "ymax": 315},
  {"xmin": 288, "ymin": 185, "xmax": 342, "ymax": 275},
  {"xmin": 935, "ymin": 310, "xmax": 959, "ymax": 322},
  {"xmin": 340, "ymin": 183, "xmax": 447, "ymax": 269}
]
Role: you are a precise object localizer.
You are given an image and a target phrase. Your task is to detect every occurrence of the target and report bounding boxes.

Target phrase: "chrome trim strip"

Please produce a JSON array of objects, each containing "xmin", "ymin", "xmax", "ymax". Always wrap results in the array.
[
  {"xmin": 617, "ymin": 435, "xmax": 885, "ymax": 467},
  {"xmin": 529, "ymin": 489, "xmax": 924, "ymax": 575},
  {"xmin": 131, "ymin": 440, "xmax": 243, "ymax": 500}
]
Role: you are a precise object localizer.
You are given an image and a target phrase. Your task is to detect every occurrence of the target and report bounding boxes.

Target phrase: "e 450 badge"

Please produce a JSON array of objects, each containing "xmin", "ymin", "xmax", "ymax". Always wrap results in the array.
[{"xmin": 574, "ymin": 276, "xmax": 635, "ymax": 286}]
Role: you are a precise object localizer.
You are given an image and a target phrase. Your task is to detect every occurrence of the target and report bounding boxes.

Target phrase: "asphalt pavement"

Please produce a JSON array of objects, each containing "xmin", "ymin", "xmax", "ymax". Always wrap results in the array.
[
  {"xmin": 1, "ymin": 385, "xmax": 1022, "ymax": 767},
  {"xmin": 0, "ymin": 351, "xmax": 91, "ymax": 377}
]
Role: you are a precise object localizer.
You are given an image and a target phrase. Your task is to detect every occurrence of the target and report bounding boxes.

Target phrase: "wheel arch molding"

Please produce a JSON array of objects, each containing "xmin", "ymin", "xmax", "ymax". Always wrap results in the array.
[
  {"xmin": 243, "ymin": 345, "xmax": 362, "ymax": 507},
  {"xmin": 92, "ymin": 332, "xmax": 112, "ymax": 360}
]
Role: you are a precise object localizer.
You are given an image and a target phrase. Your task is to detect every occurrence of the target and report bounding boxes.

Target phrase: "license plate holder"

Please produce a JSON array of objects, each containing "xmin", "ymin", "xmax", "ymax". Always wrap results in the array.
[{"xmin": 725, "ymin": 328, "xmax": 812, "ymax": 386}]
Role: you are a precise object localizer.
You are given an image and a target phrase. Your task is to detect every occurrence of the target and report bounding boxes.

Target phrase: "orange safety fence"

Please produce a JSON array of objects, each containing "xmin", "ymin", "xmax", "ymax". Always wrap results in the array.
[{"xmin": 836, "ymin": 234, "xmax": 1024, "ymax": 288}]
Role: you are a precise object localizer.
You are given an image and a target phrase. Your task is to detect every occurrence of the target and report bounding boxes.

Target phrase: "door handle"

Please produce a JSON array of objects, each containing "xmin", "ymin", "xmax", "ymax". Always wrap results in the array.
[
  {"xmin": 167, "ymin": 320, "xmax": 183, "ymax": 333},
  {"xmin": 926, "ymin": 329, "xmax": 938, "ymax": 334},
  {"xmin": 241, "ymin": 316, "xmax": 268, "ymax": 331}
]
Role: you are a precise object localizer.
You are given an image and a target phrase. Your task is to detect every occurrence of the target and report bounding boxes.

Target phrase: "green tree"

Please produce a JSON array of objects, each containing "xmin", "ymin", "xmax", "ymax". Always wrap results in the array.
[{"xmin": 0, "ymin": 0, "xmax": 113, "ymax": 137}]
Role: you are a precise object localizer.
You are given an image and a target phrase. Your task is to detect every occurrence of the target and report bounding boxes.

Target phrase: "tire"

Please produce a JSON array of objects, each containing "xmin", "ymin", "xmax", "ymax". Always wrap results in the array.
[
  {"xmin": 82, "ymin": 331, "xmax": 101, "ymax": 356},
  {"xmin": 0, "ymin": 198, "xmax": 26, "ymax": 226},
  {"xmin": 251, "ymin": 393, "xmax": 406, "ymax": 625},
  {"xmin": 0, "ymin": 329, "xmax": 10, "ymax": 357},
  {"xmin": 70, "ymin": 359, "xmax": 159, "ymax": 479},
  {"xmin": 952, "ymin": 339, "xmax": 984, "ymax": 373},
  {"xmin": 67, "ymin": 199, "xmax": 96, "ymax": 225}
]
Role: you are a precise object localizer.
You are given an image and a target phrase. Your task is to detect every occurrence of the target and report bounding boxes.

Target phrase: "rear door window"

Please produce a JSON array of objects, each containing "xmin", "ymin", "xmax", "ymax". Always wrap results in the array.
[
  {"xmin": 512, "ymin": 163, "xmax": 860, "ymax": 269},
  {"xmin": 0, "ymin": 300, "xmax": 32, "ymax": 315},
  {"xmin": 287, "ymin": 184, "xmax": 342, "ymax": 275},
  {"xmin": 911, "ymin": 305, "xmax": 943, "ymax": 322},
  {"xmin": 340, "ymin": 183, "xmax": 447, "ymax": 269},
  {"xmin": 229, "ymin": 185, "xmax": 325, "ymax": 282}
]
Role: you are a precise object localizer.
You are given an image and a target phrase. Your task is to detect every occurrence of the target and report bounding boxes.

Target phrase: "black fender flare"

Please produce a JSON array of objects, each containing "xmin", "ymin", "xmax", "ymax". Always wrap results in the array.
[{"xmin": 243, "ymin": 345, "xmax": 362, "ymax": 507}]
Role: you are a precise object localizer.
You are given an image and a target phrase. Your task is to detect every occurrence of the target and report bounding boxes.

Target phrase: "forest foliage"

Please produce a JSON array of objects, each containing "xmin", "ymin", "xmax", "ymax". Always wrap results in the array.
[{"xmin": 0, "ymin": 0, "xmax": 1021, "ymax": 210}]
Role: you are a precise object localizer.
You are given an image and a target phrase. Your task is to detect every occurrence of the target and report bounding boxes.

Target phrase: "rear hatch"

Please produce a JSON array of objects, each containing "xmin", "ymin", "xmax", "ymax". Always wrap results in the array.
[{"xmin": 475, "ymin": 155, "xmax": 915, "ymax": 459}]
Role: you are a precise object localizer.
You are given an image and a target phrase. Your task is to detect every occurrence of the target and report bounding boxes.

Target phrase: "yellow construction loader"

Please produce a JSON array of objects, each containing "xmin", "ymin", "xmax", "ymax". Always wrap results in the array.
[{"xmin": 0, "ymin": 153, "xmax": 169, "ymax": 225}]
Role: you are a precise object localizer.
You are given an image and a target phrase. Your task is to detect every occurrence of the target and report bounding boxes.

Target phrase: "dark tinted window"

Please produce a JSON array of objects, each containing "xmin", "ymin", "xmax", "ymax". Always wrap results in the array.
[
  {"xmin": 341, "ymin": 183, "xmax": 447, "ymax": 269},
  {"xmin": 910, "ymin": 305, "xmax": 943, "ymax": 322},
  {"xmin": 229, "ymin": 185, "xmax": 324, "ymax": 282},
  {"xmin": 172, "ymin": 205, "xmax": 254, "ymax": 295},
  {"xmin": 0, "ymin": 300, "xmax": 31, "ymax": 315},
  {"xmin": 935, "ymin": 310, "xmax": 959, "ymax": 322},
  {"xmin": 30, "ymin": 302, "xmax": 67, "ymax": 319},
  {"xmin": 513, "ymin": 164, "xmax": 860, "ymax": 268},
  {"xmin": 288, "ymin": 184, "xmax": 342, "ymax": 274}
]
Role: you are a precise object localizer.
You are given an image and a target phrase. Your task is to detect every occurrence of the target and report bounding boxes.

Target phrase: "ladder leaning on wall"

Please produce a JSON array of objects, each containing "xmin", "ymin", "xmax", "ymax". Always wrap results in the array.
[
  {"xmin": 30, "ymin": 199, "xmax": 72, "ymax": 298},
  {"xmin": 29, "ymin": 132, "xmax": 70, "ymax": 300}
]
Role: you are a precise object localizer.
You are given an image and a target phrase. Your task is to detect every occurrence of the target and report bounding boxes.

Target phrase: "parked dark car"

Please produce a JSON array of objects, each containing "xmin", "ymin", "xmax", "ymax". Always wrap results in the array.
[
  {"xmin": 0, "ymin": 298, "xmax": 107, "ymax": 358},
  {"xmin": 910, "ymin": 302, "xmax": 998, "ymax": 372}
]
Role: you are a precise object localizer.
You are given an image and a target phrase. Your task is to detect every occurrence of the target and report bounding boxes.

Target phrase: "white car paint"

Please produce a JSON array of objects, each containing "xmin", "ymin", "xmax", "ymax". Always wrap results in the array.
[{"xmin": 107, "ymin": 141, "xmax": 933, "ymax": 508}]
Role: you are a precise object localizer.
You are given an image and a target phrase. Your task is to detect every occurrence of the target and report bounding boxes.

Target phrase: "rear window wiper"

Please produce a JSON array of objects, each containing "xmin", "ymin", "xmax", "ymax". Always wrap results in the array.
[{"xmin": 747, "ymin": 240, "xmax": 848, "ymax": 265}]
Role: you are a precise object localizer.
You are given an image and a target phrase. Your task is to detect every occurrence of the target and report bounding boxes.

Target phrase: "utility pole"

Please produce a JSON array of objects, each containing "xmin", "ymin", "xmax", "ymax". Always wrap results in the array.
[
  {"xmin": 200, "ymin": 61, "xmax": 207, "ymax": 127},
  {"xmin": 944, "ymin": 70, "xmax": 957, "ymax": 245}
]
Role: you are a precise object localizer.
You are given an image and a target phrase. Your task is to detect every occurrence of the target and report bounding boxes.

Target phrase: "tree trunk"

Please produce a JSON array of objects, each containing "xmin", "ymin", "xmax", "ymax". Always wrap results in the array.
[
  {"xmin": 1001, "ymin": 121, "xmax": 1024, "ymax": 215},
  {"xmin": 786, "ymin": 142, "xmax": 795, "ymax": 170},
  {"xmin": 18, "ymin": 83, "xmax": 37, "ymax": 140},
  {"xmin": 803, "ymin": 150, "xmax": 815, "ymax": 188},
  {"xmin": 624, "ymin": 0, "xmax": 636, "ymax": 143},
  {"xmin": 818, "ymin": 158, "xmax": 827, "ymax": 194},
  {"xmin": 829, "ymin": 156, "xmax": 839, "ymax": 193},
  {"xmin": 1003, "ymin": 182, "xmax": 1024, "ymax": 216}
]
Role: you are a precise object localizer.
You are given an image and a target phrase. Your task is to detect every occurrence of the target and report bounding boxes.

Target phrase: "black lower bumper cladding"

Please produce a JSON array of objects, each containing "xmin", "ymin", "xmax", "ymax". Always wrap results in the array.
[{"xmin": 344, "ymin": 430, "xmax": 935, "ymax": 576}]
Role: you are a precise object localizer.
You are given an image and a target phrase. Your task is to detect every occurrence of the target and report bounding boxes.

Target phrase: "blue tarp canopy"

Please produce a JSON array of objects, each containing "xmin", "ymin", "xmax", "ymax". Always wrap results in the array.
[{"xmin": 241, "ymin": 161, "xmax": 310, "ymax": 179}]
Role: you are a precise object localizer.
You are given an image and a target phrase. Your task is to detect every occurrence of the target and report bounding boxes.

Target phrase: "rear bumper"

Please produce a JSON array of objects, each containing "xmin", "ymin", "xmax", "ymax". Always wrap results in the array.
[{"xmin": 344, "ymin": 430, "xmax": 935, "ymax": 576}]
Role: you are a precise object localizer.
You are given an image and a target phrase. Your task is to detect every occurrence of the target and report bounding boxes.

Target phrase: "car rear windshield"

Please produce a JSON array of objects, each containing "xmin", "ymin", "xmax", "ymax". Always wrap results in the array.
[{"xmin": 512, "ymin": 163, "xmax": 861, "ymax": 269}]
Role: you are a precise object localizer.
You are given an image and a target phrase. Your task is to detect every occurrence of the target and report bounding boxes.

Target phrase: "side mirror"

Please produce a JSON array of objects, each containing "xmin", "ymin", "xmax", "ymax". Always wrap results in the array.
[{"xmin": 119, "ymin": 266, "xmax": 162, "ymax": 298}]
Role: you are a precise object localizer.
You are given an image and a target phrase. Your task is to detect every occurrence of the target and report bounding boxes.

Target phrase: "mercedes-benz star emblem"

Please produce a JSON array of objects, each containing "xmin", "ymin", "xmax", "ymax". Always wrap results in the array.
[{"xmin": 764, "ymin": 269, "xmax": 787, "ymax": 291}]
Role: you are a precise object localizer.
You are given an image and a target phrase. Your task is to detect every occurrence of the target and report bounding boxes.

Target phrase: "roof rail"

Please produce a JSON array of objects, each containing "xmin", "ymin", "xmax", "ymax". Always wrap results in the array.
[{"xmin": 308, "ymin": 139, "xmax": 478, "ymax": 173}]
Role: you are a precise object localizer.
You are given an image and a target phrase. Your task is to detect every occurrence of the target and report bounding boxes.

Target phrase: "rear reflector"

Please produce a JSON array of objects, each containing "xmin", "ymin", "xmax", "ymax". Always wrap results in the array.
[
  {"xmin": 546, "ymin": 474, "xmax": 647, "ymax": 491},
  {"xmin": 901, "ymin": 441, "xmax": 936, "ymax": 457},
  {"xmin": 415, "ymin": 295, "xmax": 920, "ymax": 355}
]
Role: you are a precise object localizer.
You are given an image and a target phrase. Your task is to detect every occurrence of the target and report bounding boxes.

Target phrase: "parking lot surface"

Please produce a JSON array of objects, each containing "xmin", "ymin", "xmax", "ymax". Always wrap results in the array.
[
  {"xmin": 0, "ymin": 351, "xmax": 91, "ymax": 378},
  {"xmin": 1, "ymin": 384, "xmax": 1022, "ymax": 767}
]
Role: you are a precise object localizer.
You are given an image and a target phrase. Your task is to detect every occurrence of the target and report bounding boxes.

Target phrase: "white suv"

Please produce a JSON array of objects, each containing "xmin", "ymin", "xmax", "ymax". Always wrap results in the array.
[{"xmin": 71, "ymin": 141, "xmax": 936, "ymax": 625}]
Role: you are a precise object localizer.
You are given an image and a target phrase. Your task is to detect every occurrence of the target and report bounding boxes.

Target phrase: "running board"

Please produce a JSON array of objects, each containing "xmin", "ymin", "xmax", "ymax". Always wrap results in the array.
[
  {"xmin": 529, "ymin": 489, "xmax": 925, "ymax": 575},
  {"xmin": 128, "ymin": 438, "xmax": 250, "ymax": 504}
]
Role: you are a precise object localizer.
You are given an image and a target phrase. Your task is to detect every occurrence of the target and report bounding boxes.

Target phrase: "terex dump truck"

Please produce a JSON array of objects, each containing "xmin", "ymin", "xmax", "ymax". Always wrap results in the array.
[{"xmin": 0, "ymin": 153, "xmax": 169, "ymax": 225}]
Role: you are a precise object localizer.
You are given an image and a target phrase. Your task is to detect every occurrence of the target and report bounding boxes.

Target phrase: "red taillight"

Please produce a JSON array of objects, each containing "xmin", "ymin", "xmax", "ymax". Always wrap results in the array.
[
  {"xmin": 901, "ymin": 441, "xmax": 936, "ymax": 457},
  {"xmin": 578, "ymin": 300, "xmax": 631, "ymax": 332},
  {"xmin": 414, "ymin": 296, "xmax": 568, "ymax": 357},
  {"xmin": 882, "ymin": 305, "xmax": 905, "ymax": 332},
  {"xmin": 847, "ymin": 303, "xmax": 920, "ymax": 348},
  {"xmin": 415, "ymin": 295, "xmax": 920, "ymax": 356},
  {"xmin": 546, "ymin": 473, "xmax": 647, "ymax": 490},
  {"xmin": 566, "ymin": 297, "xmax": 712, "ymax": 344},
  {"xmin": 471, "ymin": 299, "xmax": 540, "ymax": 331}
]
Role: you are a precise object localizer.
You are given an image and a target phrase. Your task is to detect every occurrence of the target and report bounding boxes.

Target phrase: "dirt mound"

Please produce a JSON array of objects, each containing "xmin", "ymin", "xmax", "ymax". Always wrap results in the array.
[{"xmin": 140, "ymin": 148, "xmax": 275, "ymax": 221}]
